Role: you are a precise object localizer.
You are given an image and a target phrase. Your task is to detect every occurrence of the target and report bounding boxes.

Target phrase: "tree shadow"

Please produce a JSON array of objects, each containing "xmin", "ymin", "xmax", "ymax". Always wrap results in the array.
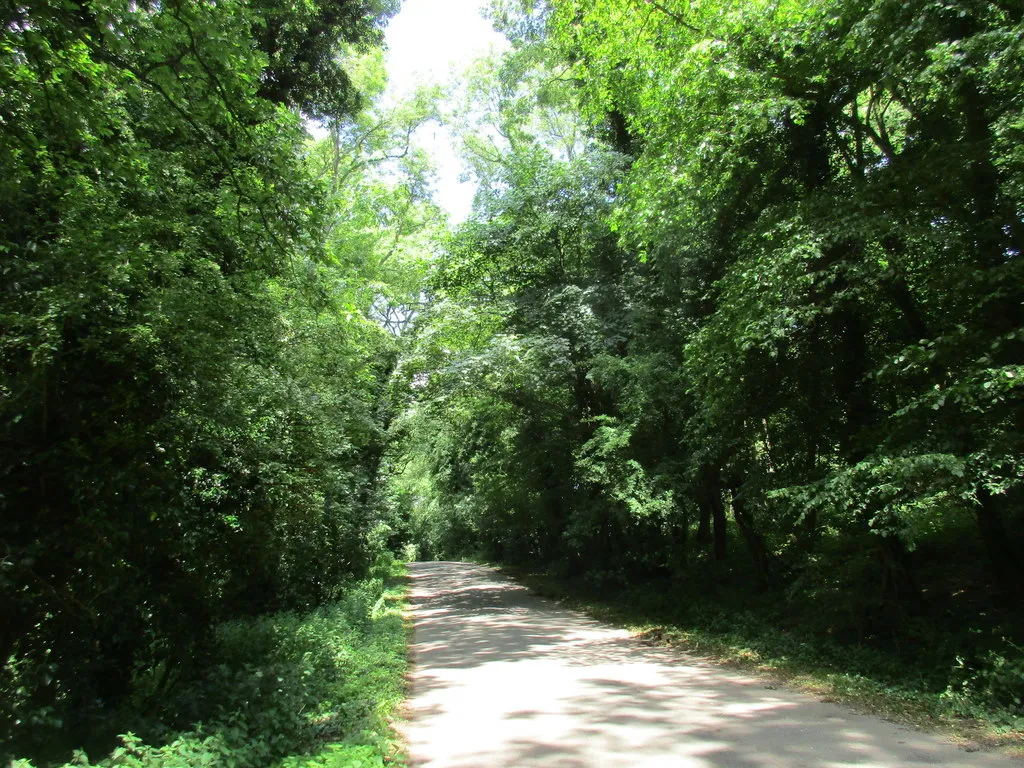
[{"xmin": 406, "ymin": 562, "xmax": 1014, "ymax": 767}]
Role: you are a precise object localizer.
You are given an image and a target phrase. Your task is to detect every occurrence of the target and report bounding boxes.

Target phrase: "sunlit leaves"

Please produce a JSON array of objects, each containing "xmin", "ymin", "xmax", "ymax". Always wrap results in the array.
[
  {"xmin": 401, "ymin": 0, "xmax": 1024, "ymax": 615},
  {"xmin": 0, "ymin": 0, "xmax": 405, "ymax": 755}
]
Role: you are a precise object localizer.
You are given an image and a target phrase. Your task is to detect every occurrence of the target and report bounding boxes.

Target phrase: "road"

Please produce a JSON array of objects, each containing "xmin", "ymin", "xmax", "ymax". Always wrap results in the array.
[{"xmin": 404, "ymin": 561, "xmax": 1020, "ymax": 768}]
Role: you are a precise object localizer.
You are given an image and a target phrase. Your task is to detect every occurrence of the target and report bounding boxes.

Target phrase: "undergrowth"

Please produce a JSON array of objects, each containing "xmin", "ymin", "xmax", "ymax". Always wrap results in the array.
[
  {"xmin": 10, "ymin": 557, "xmax": 410, "ymax": 768},
  {"xmin": 505, "ymin": 565, "xmax": 1024, "ymax": 753}
]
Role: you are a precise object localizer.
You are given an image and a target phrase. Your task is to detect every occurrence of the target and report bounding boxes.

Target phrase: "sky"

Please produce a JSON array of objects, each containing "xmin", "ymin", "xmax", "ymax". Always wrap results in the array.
[{"xmin": 383, "ymin": 0, "xmax": 509, "ymax": 221}]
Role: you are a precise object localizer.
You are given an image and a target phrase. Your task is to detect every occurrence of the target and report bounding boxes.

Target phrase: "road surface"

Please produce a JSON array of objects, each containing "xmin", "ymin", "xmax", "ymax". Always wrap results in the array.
[{"xmin": 404, "ymin": 561, "xmax": 1020, "ymax": 767}]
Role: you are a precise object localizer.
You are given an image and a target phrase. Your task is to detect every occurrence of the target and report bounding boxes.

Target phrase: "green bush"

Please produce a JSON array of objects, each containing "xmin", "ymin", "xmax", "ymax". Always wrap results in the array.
[
  {"xmin": 943, "ymin": 642, "xmax": 1024, "ymax": 728},
  {"xmin": 10, "ymin": 569, "xmax": 409, "ymax": 768}
]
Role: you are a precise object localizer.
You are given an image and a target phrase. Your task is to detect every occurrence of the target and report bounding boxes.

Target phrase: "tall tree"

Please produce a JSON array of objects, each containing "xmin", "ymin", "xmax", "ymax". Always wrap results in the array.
[{"xmin": 0, "ymin": 0, "xmax": 409, "ymax": 756}]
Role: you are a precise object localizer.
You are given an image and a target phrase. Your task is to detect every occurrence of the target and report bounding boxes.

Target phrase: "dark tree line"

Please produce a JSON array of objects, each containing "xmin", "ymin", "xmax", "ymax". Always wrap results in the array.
[
  {"xmin": 397, "ymin": 0, "xmax": 1024, "ymax": 721},
  {"xmin": 0, "ymin": 0, "xmax": 433, "ymax": 759}
]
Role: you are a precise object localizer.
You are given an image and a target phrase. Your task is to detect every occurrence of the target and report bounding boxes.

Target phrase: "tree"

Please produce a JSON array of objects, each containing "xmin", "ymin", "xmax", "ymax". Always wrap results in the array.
[
  {"xmin": 400, "ymin": 0, "xmax": 1024, "ymax": 651},
  {"xmin": 0, "ymin": 0, "xmax": 412, "ymax": 757}
]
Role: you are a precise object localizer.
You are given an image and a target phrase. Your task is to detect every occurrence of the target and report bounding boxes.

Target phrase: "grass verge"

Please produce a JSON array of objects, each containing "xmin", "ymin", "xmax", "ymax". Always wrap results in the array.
[
  {"xmin": 500, "ymin": 565, "xmax": 1024, "ymax": 758},
  {"xmin": 12, "ymin": 558, "xmax": 411, "ymax": 768}
]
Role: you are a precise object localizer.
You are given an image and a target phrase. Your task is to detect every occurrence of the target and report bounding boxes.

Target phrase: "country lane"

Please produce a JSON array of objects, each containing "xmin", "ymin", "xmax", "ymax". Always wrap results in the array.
[{"xmin": 404, "ymin": 561, "xmax": 1019, "ymax": 768}]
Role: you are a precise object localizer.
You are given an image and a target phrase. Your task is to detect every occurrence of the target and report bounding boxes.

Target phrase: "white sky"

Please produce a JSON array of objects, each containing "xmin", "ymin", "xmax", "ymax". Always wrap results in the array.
[{"xmin": 383, "ymin": 0, "xmax": 508, "ymax": 221}]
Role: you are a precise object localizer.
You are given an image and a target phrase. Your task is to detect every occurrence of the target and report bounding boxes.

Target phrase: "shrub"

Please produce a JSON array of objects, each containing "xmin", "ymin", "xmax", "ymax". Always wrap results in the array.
[{"xmin": 10, "ymin": 571, "xmax": 408, "ymax": 768}]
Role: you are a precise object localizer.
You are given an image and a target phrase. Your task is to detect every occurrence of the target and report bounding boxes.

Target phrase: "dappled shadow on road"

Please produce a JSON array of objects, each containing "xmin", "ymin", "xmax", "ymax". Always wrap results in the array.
[
  {"xmin": 410, "ymin": 561, "xmax": 623, "ymax": 673},
  {"xmin": 406, "ymin": 562, "xmax": 1010, "ymax": 768}
]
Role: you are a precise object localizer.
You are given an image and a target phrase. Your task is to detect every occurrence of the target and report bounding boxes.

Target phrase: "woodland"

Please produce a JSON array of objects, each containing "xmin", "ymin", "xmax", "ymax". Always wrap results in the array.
[{"xmin": 1, "ymin": 0, "xmax": 1023, "ymax": 765}]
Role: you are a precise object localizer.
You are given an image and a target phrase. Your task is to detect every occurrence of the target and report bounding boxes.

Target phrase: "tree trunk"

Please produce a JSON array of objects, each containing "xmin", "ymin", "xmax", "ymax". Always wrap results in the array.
[
  {"xmin": 696, "ymin": 502, "xmax": 712, "ymax": 545},
  {"xmin": 976, "ymin": 487, "xmax": 1023, "ymax": 595},
  {"xmin": 696, "ymin": 466, "xmax": 726, "ymax": 560},
  {"xmin": 834, "ymin": 305, "xmax": 872, "ymax": 460},
  {"xmin": 730, "ymin": 487, "xmax": 773, "ymax": 588},
  {"xmin": 711, "ymin": 488, "xmax": 727, "ymax": 562},
  {"xmin": 878, "ymin": 535, "xmax": 923, "ymax": 615},
  {"xmin": 665, "ymin": 501, "xmax": 690, "ymax": 577}
]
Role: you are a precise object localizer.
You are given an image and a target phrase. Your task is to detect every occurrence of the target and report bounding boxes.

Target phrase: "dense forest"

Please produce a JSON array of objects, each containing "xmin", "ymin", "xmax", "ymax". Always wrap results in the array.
[
  {"xmin": 1, "ymin": 0, "xmax": 427, "ymax": 763},
  {"xmin": 395, "ymin": 0, "xmax": 1024, "ymax": 737},
  {"xmin": 1, "ymin": 0, "xmax": 1022, "ymax": 765}
]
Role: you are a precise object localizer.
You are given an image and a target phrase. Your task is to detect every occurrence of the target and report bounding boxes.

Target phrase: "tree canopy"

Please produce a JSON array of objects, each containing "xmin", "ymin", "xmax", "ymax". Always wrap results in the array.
[
  {"xmin": 2, "ymin": 0, "xmax": 1023, "ymax": 762},
  {"xmin": 395, "ymin": 0, "xmax": 1024, "ymax": 728},
  {"xmin": 0, "ymin": 0, "xmax": 429, "ymax": 759}
]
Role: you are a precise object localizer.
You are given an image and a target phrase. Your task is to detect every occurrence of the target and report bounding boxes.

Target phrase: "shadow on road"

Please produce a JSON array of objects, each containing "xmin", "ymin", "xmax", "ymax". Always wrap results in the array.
[{"xmin": 405, "ymin": 562, "xmax": 1011, "ymax": 768}]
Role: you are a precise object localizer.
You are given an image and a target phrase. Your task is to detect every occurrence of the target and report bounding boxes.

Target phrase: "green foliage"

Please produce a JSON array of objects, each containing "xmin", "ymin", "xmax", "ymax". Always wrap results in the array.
[
  {"xmin": 944, "ymin": 642, "xmax": 1024, "ymax": 726},
  {"xmin": 575, "ymin": 417, "xmax": 674, "ymax": 523},
  {"xmin": 9, "ymin": 565, "xmax": 409, "ymax": 768},
  {"xmin": 5, "ymin": 0, "xmax": 1024, "ymax": 752},
  {"xmin": 250, "ymin": 0, "xmax": 399, "ymax": 118},
  {"xmin": 0, "ymin": 0, "xmax": 431, "ymax": 759},
  {"xmin": 393, "ymin": 0, "xmax": 1024, "ymax": 736}
]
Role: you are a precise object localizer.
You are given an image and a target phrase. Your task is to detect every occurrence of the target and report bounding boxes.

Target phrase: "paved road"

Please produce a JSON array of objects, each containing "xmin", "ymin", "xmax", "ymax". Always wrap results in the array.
[{"xmin": 404, "ymin": 561, "xmax": 1020, "ymax": 768}]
